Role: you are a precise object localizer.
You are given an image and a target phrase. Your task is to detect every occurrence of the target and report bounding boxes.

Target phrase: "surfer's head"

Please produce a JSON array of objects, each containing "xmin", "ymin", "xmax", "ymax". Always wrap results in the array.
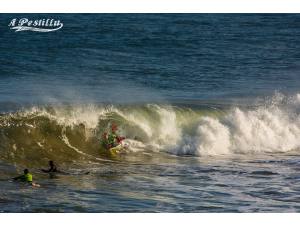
[
  {"xmin": 111, "ymin": 124, "xmax": 118, "ymax": 132},
  {"xmin": 24, "ymin": 169, "xmax": 29, "ymax": 174},
  {"xmin": 49, "ymin": 160, "xmax": 54, "ymax": 166}
]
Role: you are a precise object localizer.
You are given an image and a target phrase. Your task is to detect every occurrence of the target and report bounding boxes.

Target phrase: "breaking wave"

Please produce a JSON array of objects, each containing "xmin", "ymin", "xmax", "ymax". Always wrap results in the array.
[{"xmin": 1, "ymin": 92, "xmax": 300, "ymax": 166}]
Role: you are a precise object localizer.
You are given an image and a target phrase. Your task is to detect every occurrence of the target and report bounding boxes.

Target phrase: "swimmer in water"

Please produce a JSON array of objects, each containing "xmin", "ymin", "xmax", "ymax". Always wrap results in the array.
[{"xmin": 13, "ymin": 169, "xmax": 40, "ymax": 187}]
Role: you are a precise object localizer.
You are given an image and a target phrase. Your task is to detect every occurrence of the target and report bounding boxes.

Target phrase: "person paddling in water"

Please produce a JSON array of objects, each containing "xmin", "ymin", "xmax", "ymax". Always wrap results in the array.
[
  {"xmin": 102, "ymin": 124, "xmax": 125, "ymax": 150},
  {"xmin": 13, "ymin": 169, "xmax": 40, "ymax": 187},
  {"xmin": 41, "ymin": 160, "xmax": 60, "ymax": 173},
  {"xmin": 41, "ymin": 160, "xmax": 89, "ymax": 175}
]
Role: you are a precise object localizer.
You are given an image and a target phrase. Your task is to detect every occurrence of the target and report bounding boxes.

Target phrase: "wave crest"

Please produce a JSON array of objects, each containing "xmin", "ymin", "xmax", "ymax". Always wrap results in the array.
[{"xmin": 1, "ymin": 93, "xmax": 300, "ymax": 166}]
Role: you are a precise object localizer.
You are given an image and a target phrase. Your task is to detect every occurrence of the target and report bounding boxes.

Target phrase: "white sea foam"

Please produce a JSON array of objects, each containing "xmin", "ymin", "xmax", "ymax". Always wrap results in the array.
[
  {"xmin": 3, "ymin": 93, "xmax": 300, "ymax": 158},
  {"xmin": 172, "ymin": 93, "xmax": 300, "ymax": 156}
]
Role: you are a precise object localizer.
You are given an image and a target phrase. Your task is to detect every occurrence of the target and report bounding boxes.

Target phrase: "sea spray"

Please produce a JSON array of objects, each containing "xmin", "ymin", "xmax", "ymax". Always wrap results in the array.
[
  {"xmin": 0, "ymin": 93, "xmax": 300, "ymax": 166},
  {"xmin": 173, "ymin": 93, "xmax": 300, "ymax": 156}
]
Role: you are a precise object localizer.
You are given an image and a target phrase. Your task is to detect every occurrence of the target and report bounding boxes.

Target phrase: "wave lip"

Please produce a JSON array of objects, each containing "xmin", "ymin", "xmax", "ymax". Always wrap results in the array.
[
  {"xmin": 0, "ymin": 93, "xmax": 300, "ymax": 166},
  {"xmin": 171, "ymin": 93, "xmax": 300, "ymax": 156}
]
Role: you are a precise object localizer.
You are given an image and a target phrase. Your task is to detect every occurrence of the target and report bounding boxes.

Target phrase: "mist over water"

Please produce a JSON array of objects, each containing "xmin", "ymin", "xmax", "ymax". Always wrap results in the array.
[{"xmin": 0, "ymin": 14, "xmax": 300, "ymax": 212}]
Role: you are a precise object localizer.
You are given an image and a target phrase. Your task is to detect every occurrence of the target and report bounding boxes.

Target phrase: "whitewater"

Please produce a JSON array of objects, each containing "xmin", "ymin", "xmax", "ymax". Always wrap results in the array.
[
  {"xmin": 1, "ymin": 93, "xmax": 300, "ymax": 166},
  {"xmin": 1, "ymin": 97, "xmax": 300, "ymax": 212},
  {"xmin": 1, "ymin": 13, "xmax": 300, "ymax": 212}
]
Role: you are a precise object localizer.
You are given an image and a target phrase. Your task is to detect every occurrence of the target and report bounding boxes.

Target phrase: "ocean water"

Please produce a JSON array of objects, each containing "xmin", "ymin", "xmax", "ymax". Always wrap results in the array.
[{"xmin": 0, "ymin": 14, "xmax": 300, "ymax": 212}]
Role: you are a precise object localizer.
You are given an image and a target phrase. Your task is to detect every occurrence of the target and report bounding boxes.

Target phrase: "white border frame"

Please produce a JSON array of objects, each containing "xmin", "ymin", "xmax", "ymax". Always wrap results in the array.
[
  {"xmin": 1, "ymin": 213, "xmax": 300, "ymax": 225},
  {"xmin": 1, "ymin": 0, "xmax": 300, "ymax": 224},
  {"xmin": 0, "ymin": 0, "xmax": 300, "ymax": 13}
]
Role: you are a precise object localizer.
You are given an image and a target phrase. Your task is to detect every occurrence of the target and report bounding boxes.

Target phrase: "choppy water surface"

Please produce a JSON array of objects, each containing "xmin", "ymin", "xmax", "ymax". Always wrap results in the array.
[
  {"xmin": 1, "ymin": 153, "xmax": 300, "ymax": 212},
  {"xmin": 0, "ymin": 98, "xmax": 300, "ymax": 212},
  {"xmin": 0, "ymin": 14, "xmax": 300, "ymax": 212}
]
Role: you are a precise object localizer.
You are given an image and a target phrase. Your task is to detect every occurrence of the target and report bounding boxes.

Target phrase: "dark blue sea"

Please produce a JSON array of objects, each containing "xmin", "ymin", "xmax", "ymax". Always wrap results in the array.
[{"xmin": 0, "ymin": 14, "xmax": 300, "ymax": 212}]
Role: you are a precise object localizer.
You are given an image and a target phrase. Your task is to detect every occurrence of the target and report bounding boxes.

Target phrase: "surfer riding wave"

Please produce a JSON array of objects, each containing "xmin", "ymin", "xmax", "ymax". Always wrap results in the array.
[{"xmin": 101, "ymin": 124, "xmax": 126, "ymax": 151}]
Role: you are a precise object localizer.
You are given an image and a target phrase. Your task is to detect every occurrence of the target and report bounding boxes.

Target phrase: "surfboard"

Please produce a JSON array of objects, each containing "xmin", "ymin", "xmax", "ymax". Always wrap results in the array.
[
  {"xmin": 31, "ymin": 182, "xmax": 40, "ymax": 187},
  {"xmin": 109, "ymin": 144, "xmax": 124, "ymax": 156}
]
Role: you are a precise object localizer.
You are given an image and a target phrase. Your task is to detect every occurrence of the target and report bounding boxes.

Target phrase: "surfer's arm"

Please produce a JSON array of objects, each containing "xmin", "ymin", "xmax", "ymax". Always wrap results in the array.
[
  {"xmin": 41, "ymin": 169, "xmax": 51, "ymax": 173},
  {"xmin": 13, "ymin": 175, "xmax": 22, "ymax": 180},
  {"xmin": 42, "ymin": 168, "xmax": 68, "ymax": 174}
]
